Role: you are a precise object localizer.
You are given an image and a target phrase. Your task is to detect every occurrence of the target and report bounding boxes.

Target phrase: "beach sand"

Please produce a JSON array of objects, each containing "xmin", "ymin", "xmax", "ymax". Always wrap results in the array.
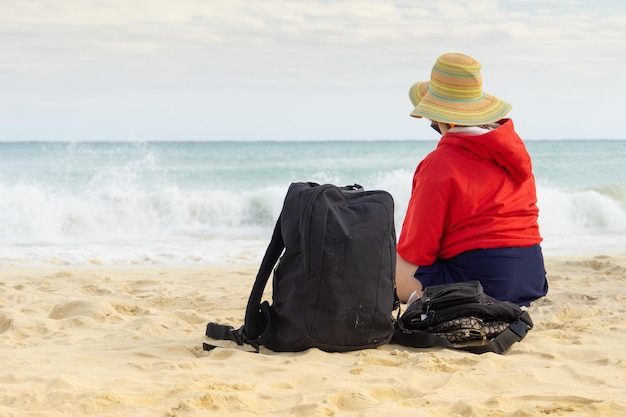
[{"xmin": 1, "ymin": 254, "xmax": 625, "ymax": 417}]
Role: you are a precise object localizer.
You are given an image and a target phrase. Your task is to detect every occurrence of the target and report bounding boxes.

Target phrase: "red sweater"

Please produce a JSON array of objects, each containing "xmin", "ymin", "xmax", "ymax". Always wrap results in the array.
[{"xmin": 397, "ymin": 119, "xmax": 542, "ymax": 266}]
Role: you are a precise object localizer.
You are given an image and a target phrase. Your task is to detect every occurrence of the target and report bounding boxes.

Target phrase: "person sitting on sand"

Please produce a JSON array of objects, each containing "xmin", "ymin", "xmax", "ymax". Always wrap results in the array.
[{"xmin": 395, "ymin": 52, "xmax": 548, "ymax": 307}]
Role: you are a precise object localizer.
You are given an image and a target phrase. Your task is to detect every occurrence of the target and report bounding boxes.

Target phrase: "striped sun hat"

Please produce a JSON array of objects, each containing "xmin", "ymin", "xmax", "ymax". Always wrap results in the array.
[{"xmin": 409, "ymin": 53, "xmax": 511, "ymax": 125}]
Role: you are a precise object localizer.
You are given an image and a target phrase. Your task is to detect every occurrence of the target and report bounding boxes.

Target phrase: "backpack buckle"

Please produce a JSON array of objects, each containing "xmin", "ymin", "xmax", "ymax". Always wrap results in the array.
[{"xmin": 509, "ymin": 318, "xmax": 531, "ymax": 340}]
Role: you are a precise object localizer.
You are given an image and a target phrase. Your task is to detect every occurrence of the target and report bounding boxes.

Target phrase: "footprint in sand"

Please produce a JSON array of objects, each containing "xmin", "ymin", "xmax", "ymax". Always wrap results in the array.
[
  {"xmin": 48, "ymin": 299, "xmax": 117, "ymax": 321},
  {"xmin": 327, "ymin": 391, "xmax": 378, "ymax": 412},
  {"xmin": 515, "ymin": 394, "xmax": 601, "ymax": 414},
  {"xmin": 0, "ymin": 312, "xmax": 12, "ymax": 334}
]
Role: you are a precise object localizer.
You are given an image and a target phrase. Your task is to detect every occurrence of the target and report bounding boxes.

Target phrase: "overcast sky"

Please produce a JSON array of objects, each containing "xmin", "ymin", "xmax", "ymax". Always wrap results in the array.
[{"xmin": 1, "ymin": 0, "xmax": 624, "ymax": 141}]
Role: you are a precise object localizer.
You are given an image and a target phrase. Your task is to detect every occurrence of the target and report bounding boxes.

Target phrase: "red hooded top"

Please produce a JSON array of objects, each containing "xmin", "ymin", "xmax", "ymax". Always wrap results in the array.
[{"xmin": 397, "ymin": 119, "xmax": 542, "ymax": 266}]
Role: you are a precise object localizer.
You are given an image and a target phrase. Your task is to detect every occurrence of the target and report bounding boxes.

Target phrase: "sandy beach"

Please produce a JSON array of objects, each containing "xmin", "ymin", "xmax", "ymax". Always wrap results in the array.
[{"xmin": 1, "ymin": 254, "xmax": 625, "ymax": 416}]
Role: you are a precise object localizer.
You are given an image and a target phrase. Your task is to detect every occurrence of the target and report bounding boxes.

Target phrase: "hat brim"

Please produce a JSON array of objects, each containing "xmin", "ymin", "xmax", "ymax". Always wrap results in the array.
[{"xmin": 409, "ymin": 81, "xmax": 511, "ymax": 125}]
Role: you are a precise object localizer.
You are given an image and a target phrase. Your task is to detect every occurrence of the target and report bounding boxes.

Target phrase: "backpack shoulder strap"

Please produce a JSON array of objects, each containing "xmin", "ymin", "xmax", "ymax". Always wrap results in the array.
[
  {"xmin": 203, "ymin": 216, "xmax": 284, "ymax": 352},
  {"xmin": 391, "ymin": 310, "xmax": 533, "ymax": 355},
  {"xmin": 243, "ymin": 215, "xmax": 284, "ymax": 340}
]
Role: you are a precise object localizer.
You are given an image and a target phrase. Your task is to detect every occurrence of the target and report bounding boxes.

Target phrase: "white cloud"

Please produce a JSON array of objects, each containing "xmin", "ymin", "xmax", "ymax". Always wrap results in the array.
[{"xmin": 0, "ymin": 0, "xmax": 624, "ymax": 140}]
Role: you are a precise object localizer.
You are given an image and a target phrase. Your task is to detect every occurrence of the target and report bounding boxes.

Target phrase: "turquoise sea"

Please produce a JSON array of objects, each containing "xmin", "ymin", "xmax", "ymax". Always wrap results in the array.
[{"xmin": 1, "ymin": 140, "xmax": 625, "ymax": 265}]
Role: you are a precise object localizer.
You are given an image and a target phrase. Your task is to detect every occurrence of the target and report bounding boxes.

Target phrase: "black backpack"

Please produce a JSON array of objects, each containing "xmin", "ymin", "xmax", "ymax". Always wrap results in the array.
[{"xmin": 204, "ymin": 182, "xmax": 397, "ymax": 352}]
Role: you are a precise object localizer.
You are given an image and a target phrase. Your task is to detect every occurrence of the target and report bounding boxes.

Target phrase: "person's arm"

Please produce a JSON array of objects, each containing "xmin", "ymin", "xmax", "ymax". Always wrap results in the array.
[
  {"xmin": 396, "ymin": 151, "xmax": 450, "ymax": 302},
  {"xmin": 395, "ymin": 254, "xmax": 422, "ymax": 303},
  {"xmin": 397, "ymin": 156, "xmax": 447, "ymax": 266}
]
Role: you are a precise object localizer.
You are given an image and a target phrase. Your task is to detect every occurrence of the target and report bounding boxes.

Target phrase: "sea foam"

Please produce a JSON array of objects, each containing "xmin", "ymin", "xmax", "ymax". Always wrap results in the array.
[{"xmin": 1, "ymin": 140, "xmax": 625, "ymax": 265}]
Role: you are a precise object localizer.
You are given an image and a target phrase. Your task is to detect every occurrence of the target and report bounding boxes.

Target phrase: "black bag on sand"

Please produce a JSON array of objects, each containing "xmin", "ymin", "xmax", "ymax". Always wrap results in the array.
[
  {"xmin": 391, "ymin": 281, "xmax": 534, "ymax": 354},
  {"xmin": 204, "ymin": 182, "xmax": 397, "ymax": 352}
]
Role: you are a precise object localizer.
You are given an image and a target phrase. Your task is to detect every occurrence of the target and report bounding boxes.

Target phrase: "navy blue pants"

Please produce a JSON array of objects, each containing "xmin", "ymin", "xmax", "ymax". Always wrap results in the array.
[{"xmin": 415, "ymin": 245, "xmax": 548, "ymax": 306}]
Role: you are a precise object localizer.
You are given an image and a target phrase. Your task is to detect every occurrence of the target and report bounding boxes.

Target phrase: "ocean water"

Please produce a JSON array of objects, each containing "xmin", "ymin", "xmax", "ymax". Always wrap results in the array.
[{"xmin": 1, "ymin": 140, "xmax": 625, "ymax": 266}]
